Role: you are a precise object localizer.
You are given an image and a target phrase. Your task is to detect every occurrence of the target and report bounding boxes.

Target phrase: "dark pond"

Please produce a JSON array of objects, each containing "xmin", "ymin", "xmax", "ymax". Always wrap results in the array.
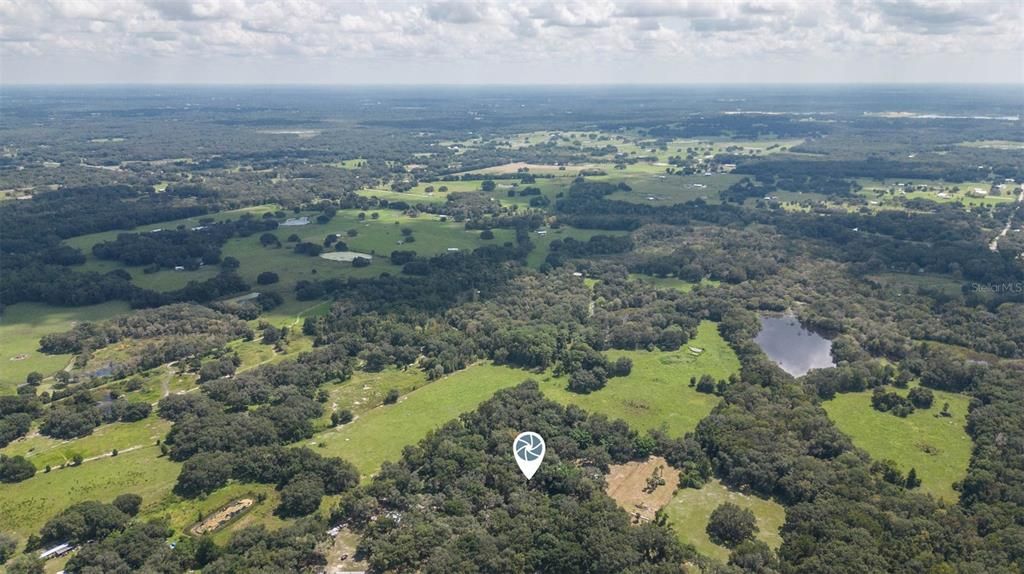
[{"xmin": 754, "ymin": 315, "xmax": 835, "ymax": 377}]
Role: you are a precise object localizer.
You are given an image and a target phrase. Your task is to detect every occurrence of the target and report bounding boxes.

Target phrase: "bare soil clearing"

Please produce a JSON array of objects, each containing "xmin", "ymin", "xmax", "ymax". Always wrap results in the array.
[
  {"xmin": 605, "ymin": 456, "xmax": 680, "ymax": 523},
  {"xmin": 191, "ymin": 498, "xmax": 255, "ymax": 535}
]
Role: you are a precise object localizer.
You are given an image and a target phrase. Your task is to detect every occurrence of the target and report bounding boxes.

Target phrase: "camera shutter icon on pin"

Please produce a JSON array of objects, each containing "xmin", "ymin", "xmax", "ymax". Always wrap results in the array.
[{"xmin": 513, "ymin": 431, "xmax": 545, "ymax": 480}]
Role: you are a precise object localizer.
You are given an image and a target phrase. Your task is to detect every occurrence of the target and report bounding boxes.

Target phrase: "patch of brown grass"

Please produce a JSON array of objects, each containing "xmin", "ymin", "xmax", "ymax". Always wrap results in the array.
[{"xmin": 605, "ymin": 456, "xmax": 680, "ymax": 523}]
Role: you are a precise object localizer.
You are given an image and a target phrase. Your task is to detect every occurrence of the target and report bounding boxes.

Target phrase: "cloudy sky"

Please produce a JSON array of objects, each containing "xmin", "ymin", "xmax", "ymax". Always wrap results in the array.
[{"xmin": 2, "ymin": 0, "xmax": 1022, "ymax": 84}]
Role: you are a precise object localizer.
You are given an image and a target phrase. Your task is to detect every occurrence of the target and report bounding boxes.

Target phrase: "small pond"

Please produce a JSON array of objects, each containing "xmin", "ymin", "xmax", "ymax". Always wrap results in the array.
[{"xmin": 754, "ymin": 315, "xmax": 835, "ymax": 377}]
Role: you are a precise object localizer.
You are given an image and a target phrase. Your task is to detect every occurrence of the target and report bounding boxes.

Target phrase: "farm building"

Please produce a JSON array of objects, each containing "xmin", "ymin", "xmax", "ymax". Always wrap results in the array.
[{"xmin": 39, "ymin": 543, "xmax": 74, "ymax": 560}]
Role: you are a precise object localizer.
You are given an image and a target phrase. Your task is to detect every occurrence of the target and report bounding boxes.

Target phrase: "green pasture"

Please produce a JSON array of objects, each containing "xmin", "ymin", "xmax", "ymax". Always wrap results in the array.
[
  {"xmin": 824, "ymin": 385, "xmax": 972, "ymax": 501},
  {"xmin": 526, "ymin": 226, "xmax": 630, "ymax": 268},
  {"xmin": 315, "ymin": 368, "xmax": 426, "ymax": 429},
  {"xmin": 63, "ymin": 207, "xmax": 515, "ymax": 307},
  {"xmin": 538, "ymin": 321, "xmax": 739, "ymax": 438},
  {"xmin": 257, "ymin": 298, "xmax": 334, "ymax": 329},
  {"xmin": 306, "ymin": 363, "xmax": 531, "ymax": 480},
  {"xmin": 855, "ymin": 178, "xmax": 1017, "ymax": 208},
  {"xmin": 62, "ymin": 205, "xmax": 280, "ymax": 253},
  {"xmin": 0, "ymin": 301, "xmax": 131, "ymax": 394},
  {"xmin": 327, "ymin": 158, "xmax": 366, "ymax": 169},
  {"xmin": 663, "ymin": 479, "xmax": 786, "ymax": 563},
  {"xmin": 2, "ymin": 414, "xmax": 171, "ymax": 470},
  {"xmin": 627, "ymin": 274, "xmax": 720, "ymax": 293},
  {"xmin": 0, "ymin": 445, "xmax": 180, "ymax": 539},
  {"xmin": 958, "ymin": 140, "xmax": 1024, "ymax": 150},
  {"xmin": 611, "ymin": 136, "xmax": 804, "ymax": 163},
  {"xmin": 602, "ymin": 173, "xmax": 743, "ymax": 205},
  {"xmin": 143, "ymin": 482, "xmax": 284, "ymax": 545},
  {"xmin": 109, "ymin": 367, "xmax": 195, "ymax": 405}
]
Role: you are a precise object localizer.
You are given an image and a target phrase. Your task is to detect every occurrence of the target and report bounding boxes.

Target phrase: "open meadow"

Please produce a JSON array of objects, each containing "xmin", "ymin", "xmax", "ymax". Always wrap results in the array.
[
  {"xmin": 0, "ymin": 445, "xmax": 180, "ymax": 539},
  {"xmin": 307, "ymin": 363, "xmax": 532, "ymax": 479},
  {"xmin": 539, "ymin": 321, "xmax": 739, "ymax": 438},
  {"xmin": 61, "ymin": 206, "xmax": 516, "ymax": 309},
  {"xmin": 602, "ymin": 173, "xmax": 743, "ymax": 205},
  {"xmin": 3, "ymin": 415, "xmax": 170, "ymax": 470},
  {"xmin": 823, "ymin": 385, "xmax": 972, "ymax": 501},
  {"xmin": 0, "ymin": 301, "xmax": 131, "ymax": 393},
  {"xmin": 662, "ymin": 479, "xmax": 786, "ymax": 563}
]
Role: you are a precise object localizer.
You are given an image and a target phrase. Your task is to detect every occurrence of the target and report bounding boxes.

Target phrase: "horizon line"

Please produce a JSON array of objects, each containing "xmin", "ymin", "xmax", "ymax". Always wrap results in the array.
[{"xmin": 3, "ymin": 81, "xmax": 1023, "ymax": 89}]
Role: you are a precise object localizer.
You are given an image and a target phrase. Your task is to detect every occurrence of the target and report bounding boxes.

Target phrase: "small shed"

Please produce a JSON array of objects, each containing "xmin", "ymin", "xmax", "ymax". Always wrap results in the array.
[{"xmin": 40, "ymin": 543, "xmax": 73, "ymax": 560}]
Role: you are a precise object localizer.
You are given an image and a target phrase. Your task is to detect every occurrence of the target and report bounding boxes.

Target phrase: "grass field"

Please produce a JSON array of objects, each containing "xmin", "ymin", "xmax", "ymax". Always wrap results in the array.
[
  {"xmin": 526, "ymin": 226, "xmax": 630, "ymax": 268},
  {"xmin": 0, "ymin": 301, "xmax": 131, "ymax": 394},
  {"xmin": 823, "ymin": 385, "xmax": 972, "ymax": 501},
  {"xmin": 538, "ymin": 321, "xmax": 739, "ymax": 438},
  {"xmin": 357, "ymin": 187, "xmax": 449, "ymax": 204},
  {"xmin": 612, "ymin": 137, "xmax": 805, "ymax": 163},
  {"xmin": 64, "ymin": 206, "xmax": 515, "ymax": 312},
  {"xmin": 310, "ymin": 368, "xmax": 428, "ymax": 433},
  {"xmin": 627, "ymin": 274, "xmax": 720, "ymax": 293},
  {"xmin": 603, "ymin": 173, "xmax": 744, "ymax": 205},
  {"xmin": 327, "ymin": 158, "xmax": 366, "ymax": 169},
  {"xmin": 663, "ymin": 479, "xmax": 786, "ymax": 563},
  {"xmin": 306, "ymin": 363, "xmax": 532, "ymax": 479},
  {"xmin": 958, "ymin": 140, "xmax": 1024, "ymax": 150},
  {"xmin": 0, "ymin": 445, "xmax": 180, "ymax": 539},
  {"xmin": 359, "ymin": 178, "xmax": 571, "ymax": 211},
  {"xmin": 143, "ymin": 482, "xmax": 285, "ymax": 545},
  {"xmin": 855, "ymin": 178, "xmax": 1017, "ymax": 208},
  {"xmin": 62, "ymin": 205, "xmax": 279, "ymax": 252},
  {"xmin": 110, "ymin": 366, "xmax": 195, "ymax": 405},
  {"xmin": 3, "ymin": 414, "xmax": 171, "ymax": 470},
  {"xmin": 475, "ymin": 132, "xmax": 801, "ymax": 164},
  {"xmin": 461, "ymin": 162, "xmax": 594, "ymax": 176}
]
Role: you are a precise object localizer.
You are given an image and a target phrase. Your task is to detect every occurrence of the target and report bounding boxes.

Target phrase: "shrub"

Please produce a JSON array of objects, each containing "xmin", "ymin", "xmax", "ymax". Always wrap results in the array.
[
  {"xmin": 908, "ymin": 387, "xmax": 934, "ymax": 409},
  {"xmin": 331, "ymin": 409, "xmax": 354, "ymax": 426},
  {"xmin": 257, "ymin": 271, "xmax": 280, "ymax": 285},
  {"xmin": 871, "ymin": 388, "xmax": 915, "ymax": 416},
  {"xmin": 0, "ymin": 532, "xmax": 17, "ymax": 565},
  {"xmin": 390, "ymin": 250, "xmax": 417, "ymax": 265},
  {"xmin": 695, "ymin": 374, "xmax": 717, "ymax": 394},
  {"xmin": 112, "ymin": 493, "xmax": 142, "ymax": 516},
  {"xmin": 567, "ymin": 368, "xmax": 607, "ymax": 394},
  {"xmin": 610, "ymin": 357, "xmax": 633, "ymax": 377},
  {"xmin": 0, "ymin": 454, "xmax": 35, "ymax": 483}
]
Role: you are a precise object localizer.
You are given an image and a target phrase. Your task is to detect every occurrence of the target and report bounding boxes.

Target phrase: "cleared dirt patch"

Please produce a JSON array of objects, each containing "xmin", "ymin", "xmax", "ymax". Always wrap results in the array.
[
  {"xmin": 325, "ymin": 526, "xmax": 369, "ymax": 573},
  {"xmin": 605, "ymin": 456, "xmax": 680, "ymax": 523},
  {"xmin": 191, "ymin": 498, "xmax": 254, "ymax": 535}
]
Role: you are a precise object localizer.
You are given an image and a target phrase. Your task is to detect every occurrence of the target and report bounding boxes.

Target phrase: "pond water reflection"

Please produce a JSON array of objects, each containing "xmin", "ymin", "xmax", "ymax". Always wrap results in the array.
[{"xmin": 754, "ymin": 315, "xmax": 835, "ymax": 377}]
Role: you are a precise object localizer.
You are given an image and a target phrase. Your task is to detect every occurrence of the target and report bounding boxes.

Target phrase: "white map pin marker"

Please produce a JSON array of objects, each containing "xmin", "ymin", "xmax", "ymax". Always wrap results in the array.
[{"xmin": 513, "ymin": 431, "xmax": 545, "ymax": 480}]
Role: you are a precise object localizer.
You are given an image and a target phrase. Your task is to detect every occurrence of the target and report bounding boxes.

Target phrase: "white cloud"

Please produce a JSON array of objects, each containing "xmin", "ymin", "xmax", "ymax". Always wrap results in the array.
[{"xmin": 0, "ymin": 0, "xmax": 1020, "ymax": 83}]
